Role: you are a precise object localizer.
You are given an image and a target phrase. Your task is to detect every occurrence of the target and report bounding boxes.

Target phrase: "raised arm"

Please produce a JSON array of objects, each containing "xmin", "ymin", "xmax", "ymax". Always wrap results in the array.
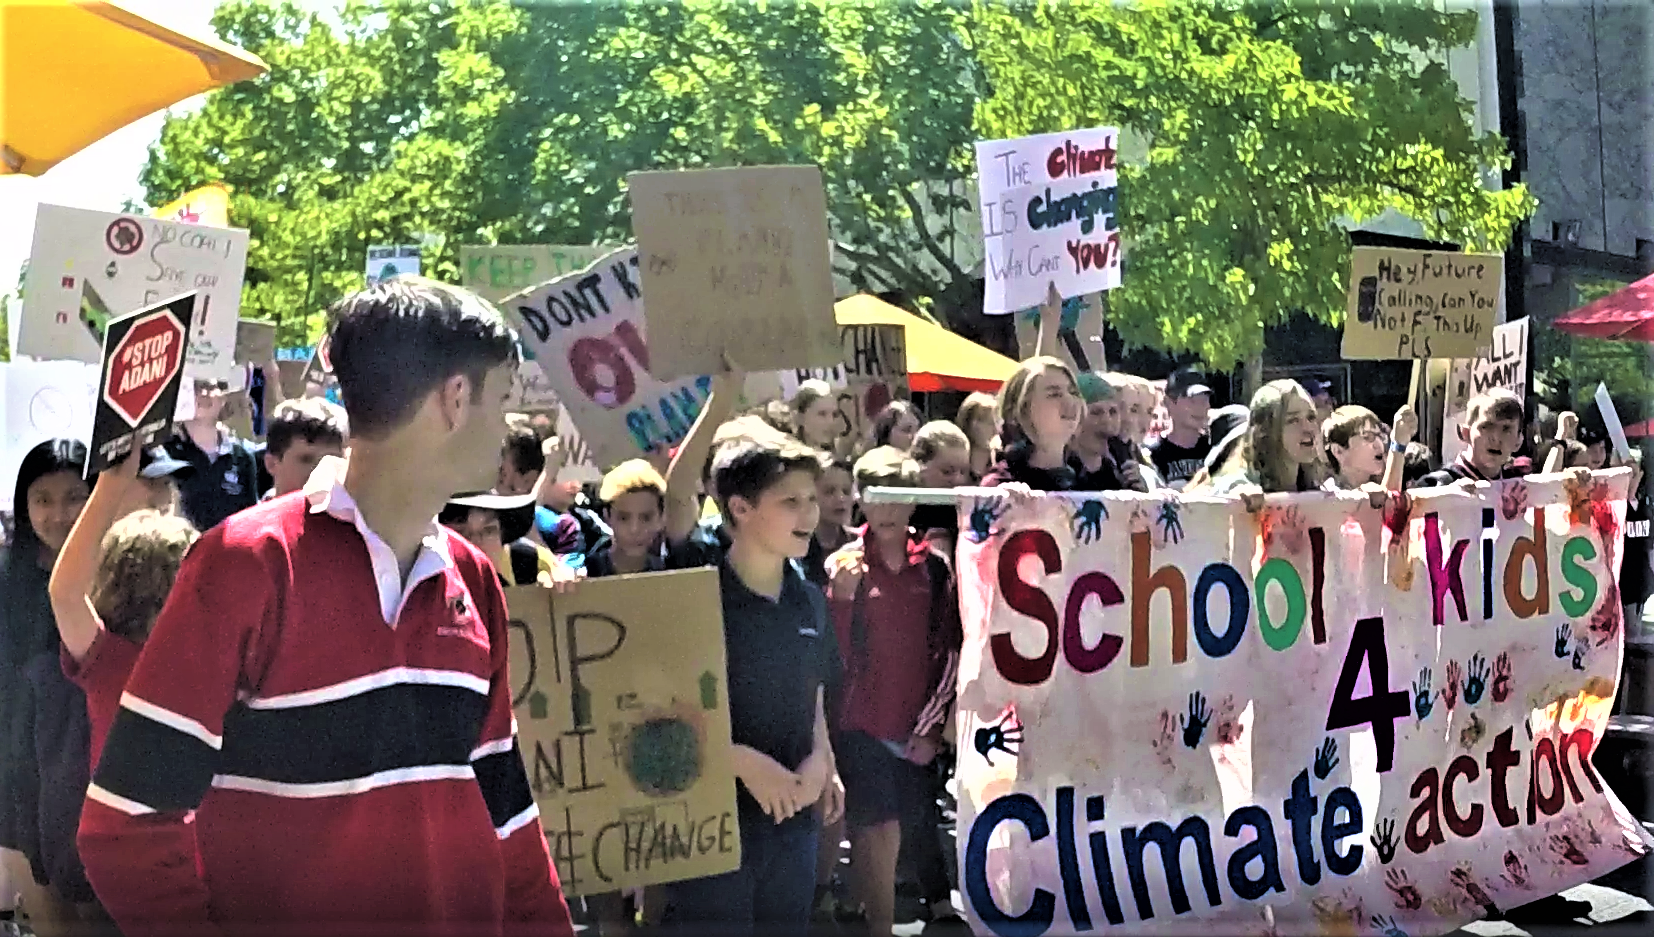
[
  {"xmin": 1543, "ymin": 411, "xmax": 1578, "ymax": 474},
  {"xmin": 49, "ymin": 452, "xmax": 140, "ymax": 661},
  {"xmin": 665, "ymin": 361, "xmax": 743, "ymax": 543},
  {"xmin": 1036, "ymin": 282, "xmax": 1062, "ymax": 360},
  {"xmin": 1381, "ymin": 405, "xmax": 1417, "ymax": 492}
]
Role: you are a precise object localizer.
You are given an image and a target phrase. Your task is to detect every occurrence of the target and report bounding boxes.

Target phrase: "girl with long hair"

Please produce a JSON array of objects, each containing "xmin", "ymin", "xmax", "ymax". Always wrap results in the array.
[
  {"xmin": 1196, "ymin": 380, "xmax": 1328, "ymax": 496},
  {"xmin": 980, "ymin": 357, "xmax": 1088, "ymax": 491},
  {"xmin": 952, "ymin": 392, "xmax": 998, "ymax": 482}
]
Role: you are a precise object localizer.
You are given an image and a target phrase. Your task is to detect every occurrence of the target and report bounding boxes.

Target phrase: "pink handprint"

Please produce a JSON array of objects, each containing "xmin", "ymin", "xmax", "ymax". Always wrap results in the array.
[
  {"xmin": 1491, "ymin": 652, "xmax": 1512, "ymax": 703},
  {"xmin": 1442, "ymin": 659, "xmax": 1462, "ymax": 711},
  {"xmin": 1500, "ymin": 480, "xmax": 1530, "ymax": 520}
]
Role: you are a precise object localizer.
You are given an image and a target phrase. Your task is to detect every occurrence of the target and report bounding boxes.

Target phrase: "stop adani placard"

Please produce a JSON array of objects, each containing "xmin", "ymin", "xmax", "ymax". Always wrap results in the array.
[
  {"xmin": 954, "ymin": 477, "xmax": 1650, "ymax": 936},
  {"xmin": 88, "ymin": 293, "xmax": 194, "ymax": 474}
]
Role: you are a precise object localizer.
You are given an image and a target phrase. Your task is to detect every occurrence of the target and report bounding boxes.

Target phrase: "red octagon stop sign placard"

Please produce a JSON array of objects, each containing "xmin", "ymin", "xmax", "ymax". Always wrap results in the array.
[{"xmin": 104, "ymin": 309, "xmax": 187, "ymax": 426}]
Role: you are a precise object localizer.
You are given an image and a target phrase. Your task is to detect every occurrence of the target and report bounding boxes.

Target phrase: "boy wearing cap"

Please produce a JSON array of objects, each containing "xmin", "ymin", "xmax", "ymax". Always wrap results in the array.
[
  {"xmin": 1072, "ymin": 374, "xmax": 1146, "ymax": 492},
  {"xmin": 1148, "ymin": 367, "xmax": 1213, "ymax": 490},
  {"xmin": 79, "ymin": 278, "xmax": 573, "ymax": 937}
]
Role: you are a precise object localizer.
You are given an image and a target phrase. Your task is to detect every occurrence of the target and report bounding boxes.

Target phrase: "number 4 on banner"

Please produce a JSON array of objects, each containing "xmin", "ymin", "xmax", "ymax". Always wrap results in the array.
[{"xmin": 1325, "ymin": 617, "xmax": 1411, "ymax": 772}]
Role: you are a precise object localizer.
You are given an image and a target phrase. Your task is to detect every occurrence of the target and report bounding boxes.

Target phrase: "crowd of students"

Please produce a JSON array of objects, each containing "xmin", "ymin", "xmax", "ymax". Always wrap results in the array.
[{"xmin": 0, "ymin": 278, "xmax": 1648, "ymax": 937}]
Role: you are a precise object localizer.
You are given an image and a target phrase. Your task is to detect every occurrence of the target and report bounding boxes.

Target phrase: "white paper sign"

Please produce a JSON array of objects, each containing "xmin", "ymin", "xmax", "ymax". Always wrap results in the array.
[
  {"xmin": 975, "ymin": 127, "xmax": 1122, "ymax": 314},
  {"xmin": 955, "ymin": 481, "xmax": 1651, "ymax": 937},
  {"xmin": 502, "ymin": 246, "xmax": 711, "ymax": 468},
  {"xmin": 20, "ymin": 205, "xmax": 247, "ymax": 380},
  {"xmin": 1, "ymin": 360, "xmax": 99, "ymax": 509},
  {"xmin": 365, "ymin": 245, "xmax": 421, "ymax": 285},
  {"xmin": 1442, "ymin": 318, "xmax": 1529, "ymax": 464},
  {"xmin": 1595, "ymin": 383, "xmax": 1632, "ymax": 462}
]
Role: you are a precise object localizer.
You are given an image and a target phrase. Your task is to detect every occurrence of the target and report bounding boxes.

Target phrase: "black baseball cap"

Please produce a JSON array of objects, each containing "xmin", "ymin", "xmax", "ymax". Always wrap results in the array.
[{"xmin": 1165, "ymin": 366, "xmax": 1212, "ymax": 399}]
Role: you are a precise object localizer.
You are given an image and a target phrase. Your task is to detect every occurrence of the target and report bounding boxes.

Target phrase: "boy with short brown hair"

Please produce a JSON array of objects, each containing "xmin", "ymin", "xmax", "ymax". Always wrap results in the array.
[{"xmin": 1411, "ymin": 389, "xmax": 1525, "ymax": 488}]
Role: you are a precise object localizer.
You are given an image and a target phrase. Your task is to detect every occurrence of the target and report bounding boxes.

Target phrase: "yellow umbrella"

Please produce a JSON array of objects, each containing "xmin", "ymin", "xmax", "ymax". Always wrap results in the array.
[
  {"xmin": 0, "ymin": 0, "xmax": 267, "ymax": 175},
  {"xmin": 834, "ymin": 294, "xmax": 1019, "ymax": 393}
]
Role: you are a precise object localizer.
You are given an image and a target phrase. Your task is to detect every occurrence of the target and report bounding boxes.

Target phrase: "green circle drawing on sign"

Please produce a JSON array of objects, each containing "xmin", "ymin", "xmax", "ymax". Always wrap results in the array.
[{"xmin": 625, "ymin": 717, "xmax": 703, "ymax": 798}]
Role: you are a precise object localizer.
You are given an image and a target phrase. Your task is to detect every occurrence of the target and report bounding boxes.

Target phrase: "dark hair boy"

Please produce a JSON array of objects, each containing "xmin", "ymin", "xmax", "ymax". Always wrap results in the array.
[{"xmin": 79, "ymin": 278, "xmax": 573, "ymax": 937}]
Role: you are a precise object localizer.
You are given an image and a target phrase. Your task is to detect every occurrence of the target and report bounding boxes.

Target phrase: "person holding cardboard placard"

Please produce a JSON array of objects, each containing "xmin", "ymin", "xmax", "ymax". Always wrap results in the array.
[
  {"xmin": 78, "ymin": 278, "xmax": 574, "ymax": 937},
  {"xmin": 664, "ymin": 433, "xmax": 843, "ymax": 936}
]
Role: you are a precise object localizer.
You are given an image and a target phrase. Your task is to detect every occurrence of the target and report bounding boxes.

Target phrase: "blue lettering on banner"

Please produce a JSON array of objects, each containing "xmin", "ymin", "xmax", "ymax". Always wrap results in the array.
[{"xmin": 624, "ymin": 375, "xmax": 715, "ymax": 451}]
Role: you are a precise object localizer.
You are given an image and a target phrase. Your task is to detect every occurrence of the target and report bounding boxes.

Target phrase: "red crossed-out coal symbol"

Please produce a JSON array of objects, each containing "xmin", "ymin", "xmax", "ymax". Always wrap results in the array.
[{"xmin": 104, "ymin": 309, "xmax": 186, "ymax": 426}]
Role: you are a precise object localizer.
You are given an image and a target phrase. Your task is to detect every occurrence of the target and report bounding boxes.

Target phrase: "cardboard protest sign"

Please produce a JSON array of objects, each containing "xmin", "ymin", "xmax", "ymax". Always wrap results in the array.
[
  {"xmin": 975, "ymin": 127, "xmax": 1122, "ymax": 314},
  {"xmin": 954, "ymin": 479, "xmax": 1650, "ymax": 936},
  {"xmin": 628, "ymin": 166, "xmax": 840, "ymax": 379},
  {"xmin": 1443, "ymin": 318, "xmax": 1529, "ymax": 464},
  {"xmin": 1342, "ymin": 247, "xmax": 1502, "ymax": 359},
  {"xmin": 87, "ymin": 293, "xmax": 194, "ymax": 474},
  {"xmin": 505, "ymin": 568, "xmax": 740, "ymax": 894},
  {"xmin": 461, "ymin": 245, "xmax": 617, "ymax": 303},
  {"xmin": 20, "ymin": 204, "xmax": 246, "ymax": 380},
  {"xmin": 778, "ymin": 324, "xmax": 907, "ymax": 447},
  {"xmin": 364, "ymin": 244, "xmax": 420, "ymax": 285},
  {"xmin": 502, "ymin": 246, "xmax": 713, "ymax": 468},
  {"xmin": 1, "ymin": 360, "xmax": 99, "ymax": 509},
  {"xmin": 234, "ymin": 319, "xmax": 277, "ymax": 365}
]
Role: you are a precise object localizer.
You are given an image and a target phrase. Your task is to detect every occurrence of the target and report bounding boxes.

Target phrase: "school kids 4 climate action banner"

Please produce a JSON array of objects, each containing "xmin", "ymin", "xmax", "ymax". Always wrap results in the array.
[{"xmin": 953, "ymin": 475, "xmax": 1651, "ymax": 937}]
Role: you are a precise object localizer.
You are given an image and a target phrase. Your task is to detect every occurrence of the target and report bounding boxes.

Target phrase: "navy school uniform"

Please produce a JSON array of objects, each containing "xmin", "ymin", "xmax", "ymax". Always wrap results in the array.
[{"xmin": 663, "ymin": 559, "xmax": 841, "ymax": 935}]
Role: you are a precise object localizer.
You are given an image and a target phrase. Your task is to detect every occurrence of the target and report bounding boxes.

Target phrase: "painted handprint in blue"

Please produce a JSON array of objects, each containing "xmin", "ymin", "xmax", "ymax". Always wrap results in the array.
[
  {"xmin": 1072, "ymin": 499, "xmax": 1107, "ymax": 544},
  {"xmin": 966, "ymin": 497, "xmax": 1007, "ymax": 544},
  {"xmin": 1413, "ymin": 668, "xmax": 1434, "ymax": 721},
  {"xmin": 1464, "ymin": 653, "xmax": 1488, "ymax": 705},
  {"xmin": 1313, "ymin": 738, "xmax": 1340, "ymax": 780},
  {"xmin": 1156, "ymin": 500, "xmax": 1184, "ymax": 544}
]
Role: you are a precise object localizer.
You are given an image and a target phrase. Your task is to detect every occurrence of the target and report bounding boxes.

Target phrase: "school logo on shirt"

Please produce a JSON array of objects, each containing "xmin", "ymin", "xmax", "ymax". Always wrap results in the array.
[
  {"xmin": 436, "ymin": 582, "xmax": 488, "ymax": 649},
  {"xmin": 222, "ymin": 467, "xmax": 243, "ymax": 495}
]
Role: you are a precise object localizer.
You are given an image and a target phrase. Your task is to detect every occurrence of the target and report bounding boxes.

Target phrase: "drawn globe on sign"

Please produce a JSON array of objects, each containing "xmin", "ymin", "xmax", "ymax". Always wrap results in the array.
[{"xmin": 623, "ymin": 705, "xmax": 704, "ymax": 798}]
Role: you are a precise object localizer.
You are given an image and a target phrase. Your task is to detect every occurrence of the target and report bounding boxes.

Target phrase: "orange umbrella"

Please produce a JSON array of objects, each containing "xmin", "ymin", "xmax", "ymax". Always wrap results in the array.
[
  {"xmin": 0, "ymin": 0, "xmax": 267, "ymax": 175},
  {"xmin": 1553, "ymin": 272, "xmax": 1654, "ymax": 342},
  {"xmin": 834, "ymin": 294, "xmax": 1019, "ymax": 393}
]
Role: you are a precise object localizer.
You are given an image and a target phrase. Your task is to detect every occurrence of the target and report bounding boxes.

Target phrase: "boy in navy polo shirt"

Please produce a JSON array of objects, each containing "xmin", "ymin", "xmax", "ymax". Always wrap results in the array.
[
  {"xmin": 665, "ymin": 436, "xmax": 844, "ymax": 935},
  {"xmin": 79, "ymin": 277, "xmax": 573, "ymax": 937}
]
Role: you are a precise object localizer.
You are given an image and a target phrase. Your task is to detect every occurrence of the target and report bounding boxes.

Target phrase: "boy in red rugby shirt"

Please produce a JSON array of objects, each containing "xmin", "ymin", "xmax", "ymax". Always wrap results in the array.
[{"xmin": 77, "ymin": 278, "xmax": 573, "ymax": 937}]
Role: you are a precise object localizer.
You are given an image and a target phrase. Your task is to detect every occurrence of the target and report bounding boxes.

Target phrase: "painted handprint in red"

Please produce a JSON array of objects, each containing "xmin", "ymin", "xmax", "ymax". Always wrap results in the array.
[
  {"xmin": 1442, "ymin": 659, "xmax": 1463, "ymax": 711},
  {"xmin": 1491, "ymin": 652, "xmax": 1513, "ymax": 703},
  {"xmin": 1384, "ymin": 868, "xmax": 1421, "ymax": 911},
  {"xmin": 1500, "ymin": 480, "xmax": 1530, "ymax": 521}
]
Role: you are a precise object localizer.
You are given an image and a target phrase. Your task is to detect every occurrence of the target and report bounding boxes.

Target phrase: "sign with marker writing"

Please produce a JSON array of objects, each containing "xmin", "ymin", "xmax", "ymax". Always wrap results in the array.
[
  {"xmin": 461, "ymin": 245, "xmax": 617, "ymax": 303},
  {"xmin": 629, "ymin": 165, "xmax": 841, "ymax": 379},
  {"xmin": 502, "ymin": 246, "xmax": 713, "ymax": 468},
  {"xmin": 20, "ymin": 203, "xmax": 246, "ymax": 380},
  {"xmin": 364, "ymin": 244, "xmax": 420, "ymax": 286},
  {"xmin": 778, "ymin": 324, "xmax": 908, "ymax": 447},
  {"xmin": 505, "ymin": 569, "xmax": 739, "ymax": 894},
  {"xmin": 1342, "ymin": 248, "xmax": 1503, "ymax": 360},
  {"xmin": 954, "ymin": 478, "xmax": 1650, "ymax": 937},
  {"xmin": 1, "ymin": 360, "xmax": 99, "ymax": 510},
  {"xmin": 975, "ymin": 127, "xmax": 1122, "ymax": 314},
  {"xmin": 1443, "ymin": 318, "xmax": 1529, "ymax": 465}
]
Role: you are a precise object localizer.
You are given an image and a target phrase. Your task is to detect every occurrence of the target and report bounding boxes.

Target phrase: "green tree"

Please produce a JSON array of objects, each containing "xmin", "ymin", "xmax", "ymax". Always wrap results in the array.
[{"xmin": 971, "ymin": 0, "xmax": 1534, "ymax": 368}]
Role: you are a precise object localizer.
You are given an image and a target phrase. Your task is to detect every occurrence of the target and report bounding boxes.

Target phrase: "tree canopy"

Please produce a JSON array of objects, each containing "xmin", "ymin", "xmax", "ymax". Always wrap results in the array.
[{"xmin": 142, "ymin": 0, "xmax": 1531, "ymax": 368}]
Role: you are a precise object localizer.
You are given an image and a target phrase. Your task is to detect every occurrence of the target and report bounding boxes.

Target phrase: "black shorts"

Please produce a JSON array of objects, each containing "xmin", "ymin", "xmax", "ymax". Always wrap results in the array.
[{"xmin": 833, "ymin": 730, "xmax": 933, "ymax": 832}]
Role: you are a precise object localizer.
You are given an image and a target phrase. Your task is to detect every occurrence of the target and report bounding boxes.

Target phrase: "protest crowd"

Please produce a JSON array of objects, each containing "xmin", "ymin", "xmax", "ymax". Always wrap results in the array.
[{"xmin": 0, "ymin": 266, "xmax": 1647, "ymax": 937}]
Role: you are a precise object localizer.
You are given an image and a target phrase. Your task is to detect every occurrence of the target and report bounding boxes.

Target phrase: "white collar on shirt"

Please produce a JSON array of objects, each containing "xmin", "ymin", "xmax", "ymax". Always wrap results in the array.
[{"xmin": 303, "ymin": 455, "xmax": 454, "ymax": 627}]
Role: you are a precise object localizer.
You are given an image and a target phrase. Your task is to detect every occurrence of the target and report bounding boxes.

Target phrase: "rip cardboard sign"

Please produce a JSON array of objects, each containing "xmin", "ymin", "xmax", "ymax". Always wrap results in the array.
[
  {"xmin": 1342, "ymin": 247, "xmax": 1503, "ymax": 359},
  {"xmin": 88, "ymin": 293, "xmax": 194, "ymax": 474},
  {"xmin": 504, "ymin": 568, "xmax": 739, "ymax": 894},
  {"xmin": 628, "ymin": 165, "xmax": 841, "ymax": 379},
  {"xmin": 501, "ymin": 246, "xmax": 713, "ymax": 467},
  {"xmin": 953, "ymin": 479, "xmax": 1650, "ymax": 937}
]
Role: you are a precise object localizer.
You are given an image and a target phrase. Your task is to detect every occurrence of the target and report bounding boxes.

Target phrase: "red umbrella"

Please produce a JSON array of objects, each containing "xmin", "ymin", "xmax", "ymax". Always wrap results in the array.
[
  {"xmin": 1553, "ymin": 272, "xmax": 1654, "ymax": 341},
  {"xmin": 1624, "ymin": 418, "xmax": 1654, "ymax": 439}
]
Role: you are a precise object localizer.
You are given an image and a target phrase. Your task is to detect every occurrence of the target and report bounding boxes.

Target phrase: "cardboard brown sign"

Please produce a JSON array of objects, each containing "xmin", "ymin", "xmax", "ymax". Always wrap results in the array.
[
  {"xmin": 505, "ymin": 569, "xmax": 739, "ymax": 895},
  {"xmin": 234, "ymin": 319, "xmax": 277, "ymax": 365},
  {"xmin": 1341, "ymin": 247, "xmax": 1502, "ymax": 360},
  {"xmin": 629, "ymin": 166, "xmax": 840, "ymax": 380}
]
